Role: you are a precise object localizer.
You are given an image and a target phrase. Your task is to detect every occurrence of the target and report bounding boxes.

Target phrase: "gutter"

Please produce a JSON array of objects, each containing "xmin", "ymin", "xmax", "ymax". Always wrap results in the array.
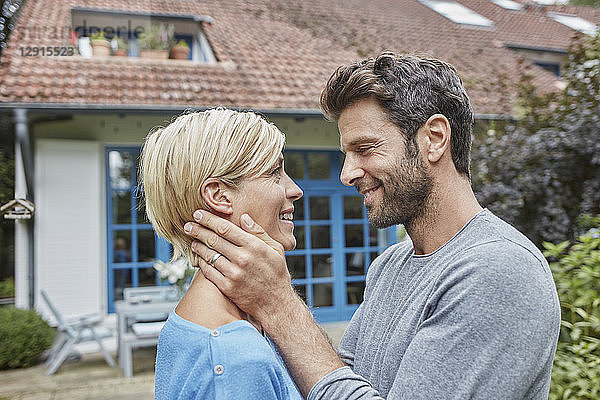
[
  {"xmin": 13, "ymin": 108, "xmax": 35, "ymax": 309},
  {"xmin": 0, "ymin": 103, "xmax": 328, "ymax": 119},
  {"xmin": 0, "ymin": 103, "xmax": 506, "ymax": 120}
]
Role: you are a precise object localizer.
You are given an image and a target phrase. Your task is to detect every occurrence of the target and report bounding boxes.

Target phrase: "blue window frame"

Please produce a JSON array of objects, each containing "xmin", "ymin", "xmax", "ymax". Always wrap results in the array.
[
  {"xmin": 284, "ymin": 150, "xmax": 396, "ymax": 322},
  {"xmin": 105, "ymin": 147, "xmax": 171, "ymax": 313}
]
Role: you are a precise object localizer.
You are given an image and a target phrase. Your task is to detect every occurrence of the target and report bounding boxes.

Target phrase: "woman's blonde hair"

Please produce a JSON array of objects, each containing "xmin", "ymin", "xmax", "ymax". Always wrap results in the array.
[{"xmin": 140, "ymin": 108, "xmax": 285, "ymax": 262}]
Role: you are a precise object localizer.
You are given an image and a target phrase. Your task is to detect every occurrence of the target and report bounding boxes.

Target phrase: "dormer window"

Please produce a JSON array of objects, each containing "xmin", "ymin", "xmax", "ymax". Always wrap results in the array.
[
  {"xmin": 548, "ymin": 13, "xmax": 598, "ymax": 36},
  {"xmin": 71, "ymin": 8, "xmax": 216, "ymax": 63},
  {"xmin": 420, "ymin": 0, "xmax": 494, "ymax": 28}
]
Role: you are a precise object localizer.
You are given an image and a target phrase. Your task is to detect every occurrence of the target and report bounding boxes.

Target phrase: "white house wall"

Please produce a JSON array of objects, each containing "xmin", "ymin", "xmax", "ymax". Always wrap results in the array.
[{"xmin": 35, "ymin": 139, "xmax": 103, "ymax": 324}]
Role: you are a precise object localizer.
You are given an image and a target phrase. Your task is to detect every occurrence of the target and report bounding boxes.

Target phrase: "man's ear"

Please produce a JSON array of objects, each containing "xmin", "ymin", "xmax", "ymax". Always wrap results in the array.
[
  {"xmin": 200, "ymin": 178, "xmax": 234, "ymax": 215},
  {"xmin": 423, "ymin": 114, "xmax": 451, "ymax": 163}
]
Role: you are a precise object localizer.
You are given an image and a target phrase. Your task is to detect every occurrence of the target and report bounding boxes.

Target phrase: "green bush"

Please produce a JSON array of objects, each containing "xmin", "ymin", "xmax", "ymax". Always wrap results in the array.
[
  {"xmin": 544, "ymin": 216, "xmax": 600, "ymax": 399},
  {"xmin": 0, "ymin": 307, "xmax": 55, "ymax": 369},
  {"xmin": 0, "ymin": 278, "xmax": 14, "ymax": 298}
]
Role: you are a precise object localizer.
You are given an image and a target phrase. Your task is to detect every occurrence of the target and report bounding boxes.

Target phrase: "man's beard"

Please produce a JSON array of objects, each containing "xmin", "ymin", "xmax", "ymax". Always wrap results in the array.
[{"xmin": 363, "ymin": 153, "xmax": 434, "ymax": 230}]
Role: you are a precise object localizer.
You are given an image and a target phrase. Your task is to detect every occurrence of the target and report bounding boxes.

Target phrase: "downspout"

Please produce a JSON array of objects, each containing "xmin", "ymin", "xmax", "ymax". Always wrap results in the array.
[{"xmin": 13, "ymin": 108, "xmax": 35, "ymax": 309}]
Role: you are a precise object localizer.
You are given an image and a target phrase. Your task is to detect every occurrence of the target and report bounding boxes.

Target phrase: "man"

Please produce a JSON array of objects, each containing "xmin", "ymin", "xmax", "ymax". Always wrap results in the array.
[{"xmin": 183, "ymin": 52, "xmax": 561, "ymax": 399}]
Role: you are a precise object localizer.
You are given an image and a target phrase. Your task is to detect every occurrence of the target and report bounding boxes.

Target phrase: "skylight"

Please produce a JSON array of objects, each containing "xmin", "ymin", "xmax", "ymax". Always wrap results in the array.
[
  {"xmin": 490, "ymin": 0, "xmax": 523, "ymax": 11},
  {"xmin": 420, "ymin": 0, "xmax": 494, "ymax": 27},
  {"xmin": 532, "ymin": 0, "xmax": 568, "ymax": 5},
  {"xmin": 548, "ymin": 13, "xmax": 598, "ymax": 36}
]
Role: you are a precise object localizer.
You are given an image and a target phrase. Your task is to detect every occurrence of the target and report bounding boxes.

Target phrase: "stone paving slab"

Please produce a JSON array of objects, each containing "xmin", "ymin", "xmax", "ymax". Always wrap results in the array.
[
  {"xmin": 0, "ymin": 322, "xmax": 348, "ymax": 400},
  {"xmin": 0, "ymin": 348, "xmax": 156, "ymax": 400}
]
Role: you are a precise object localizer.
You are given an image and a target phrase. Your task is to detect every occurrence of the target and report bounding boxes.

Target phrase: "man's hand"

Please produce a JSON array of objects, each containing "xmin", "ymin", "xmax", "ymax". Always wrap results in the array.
[
  {"xmin": 184, "ymin": 210, "xmax": 295, "ymax": 323},
  {"xmin": 184, "ymin": 209, "xmax": 345, "ymax": 396}
]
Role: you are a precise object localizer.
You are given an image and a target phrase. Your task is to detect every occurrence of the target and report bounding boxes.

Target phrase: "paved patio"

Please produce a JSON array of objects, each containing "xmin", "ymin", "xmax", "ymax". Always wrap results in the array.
[{"xmin": 0, "ymin": 322, "xmax": 348, "ymax": 400}]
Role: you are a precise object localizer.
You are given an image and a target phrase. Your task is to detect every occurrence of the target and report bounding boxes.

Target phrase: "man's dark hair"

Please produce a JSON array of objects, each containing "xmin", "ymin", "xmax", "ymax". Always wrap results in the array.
[{"xmin": 320, "ymin": 51, "xmax": 474, "ymax": 178}]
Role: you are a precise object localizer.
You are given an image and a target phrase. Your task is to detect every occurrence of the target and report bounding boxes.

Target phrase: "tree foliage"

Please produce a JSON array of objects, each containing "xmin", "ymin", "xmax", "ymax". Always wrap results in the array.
[
  {"xmin": 569, "ymin": 0, "xmax": 600, "ymax": 7},
  {"xmin": 0, "ymin": 114, "xmax": 14, "ymax": 280},
  {"xmin": 544, "ymin": 216, "xmax": 600, "ymax": 399},
  {"xmin": 0, "ymin": 0, "xmax": 24, "ymax": 58},
  {"xmin": 472, "ymin": 34, "xmax": 600, "ymax": 246}
]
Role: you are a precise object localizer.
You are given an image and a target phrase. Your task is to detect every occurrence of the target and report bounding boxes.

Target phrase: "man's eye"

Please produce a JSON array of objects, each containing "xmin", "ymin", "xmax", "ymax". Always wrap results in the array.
[{"xmin": 356, "ymin": 146, "xmax": 373, "ymax": 154}]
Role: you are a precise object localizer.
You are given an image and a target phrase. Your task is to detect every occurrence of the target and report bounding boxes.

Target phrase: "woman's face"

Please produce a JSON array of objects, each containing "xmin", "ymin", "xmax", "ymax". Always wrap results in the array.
[{"xmin": 231, "ymin": 155, "xmax": 303, "ymax": 251}]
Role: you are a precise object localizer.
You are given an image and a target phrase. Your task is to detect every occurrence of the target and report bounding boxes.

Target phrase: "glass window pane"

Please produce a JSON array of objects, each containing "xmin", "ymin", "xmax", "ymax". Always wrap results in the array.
[
  {"xmin": 294, "ymin": 226, "xmax": 305, "ymax": 249},
  {"xmin": 313, "ymin": 283, "xmax": 333, "ymax": 307},
  {"xmin": 311, "ymin": 226, "xmax": 330, "ymax": 248},
  {"xmin": 310, "ymin": 197, "xmax": 330, "ymax": 220},
  {"xmin": 344, "ymin": 196, "xmax": 363, "ymax": 219},
  {"xmin": 294, "ymin": 284, "xmax": 307, "ymax": 304},
  {"xmin": 138, "ymin": 230, "xmax": 155, "ymax": 261},
  {"xmin": 346, "ymin": 252, "xmax": 365, "ymax": 276},
  {"xmin": 294, "ymin": 198, "xmax": 304, "ymax": 220},
  {"xmin": 369, "ymin": 225, "xmax": 378, "ymax": 246},
  {"xmin": 345, "ymin": 224, "xmax": 363, "ymax": 247},
  {"xmin": 113, "ymin": 231, "xmax": 132, "ymax": 263},
  {"xmin": 112, "ymin": 191, "xmax": 131, "ymax": 224},
  {"xmin": 109, "ymin": 151, "xmax": 133, "ymax": 189},
  {"xmin": 312, "ymin": 254, "xmax": 332, "ymax": 278},
  {"xmin": 113, "ymin": 268, "xmax": 132, "ymax": 301},
  {"xmin": 285, "ymin": 152, "xmax": 304, "ymax": 180},
  {"xmin": 347, "ymin": 281, "xmax": 365, "ymax": 305},
  {"xmin": 138, "ymin": 267, "xmax": 157, "ymax": 286},
  {"xmin": 307, "ymin": 153, "xmax": 329, "ymax": 179},
  {"xmin": 287, "ymin": 255, "xmax": 306, "ymax": 279}
]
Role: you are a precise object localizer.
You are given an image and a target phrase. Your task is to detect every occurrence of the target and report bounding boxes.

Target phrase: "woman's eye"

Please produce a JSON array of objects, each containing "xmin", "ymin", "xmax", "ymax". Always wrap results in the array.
[{"xmin": 272, "ymin": 167, "xmax": 282, "ymax": 176}]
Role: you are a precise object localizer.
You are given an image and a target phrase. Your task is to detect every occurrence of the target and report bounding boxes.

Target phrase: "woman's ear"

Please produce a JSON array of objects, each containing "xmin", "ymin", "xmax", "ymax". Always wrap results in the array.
[{"xmin": 200, "ymin": 178, "xmax": 234, "ymax": 215}]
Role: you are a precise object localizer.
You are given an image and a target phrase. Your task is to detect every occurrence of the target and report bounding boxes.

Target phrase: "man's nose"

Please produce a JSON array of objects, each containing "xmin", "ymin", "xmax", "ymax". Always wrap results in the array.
[{"xmin": 340, "ymin": 154, "xmax": 364, "ymax": 187}]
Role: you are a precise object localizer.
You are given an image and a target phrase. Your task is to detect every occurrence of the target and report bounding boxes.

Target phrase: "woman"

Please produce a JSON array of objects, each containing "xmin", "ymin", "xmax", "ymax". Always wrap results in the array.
[{"xmin": 141, "ymin": 108, "xmax": 303, "ymax": 399}]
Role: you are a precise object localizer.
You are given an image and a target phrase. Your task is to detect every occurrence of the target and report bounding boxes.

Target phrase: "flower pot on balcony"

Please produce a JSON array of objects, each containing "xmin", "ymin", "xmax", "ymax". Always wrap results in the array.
[
  {"xmin": 140, "ymin": 49, "xmax": 169, "ymax": 59},
  {"xmin": 113, "ymin": 48, "xmax": 127, "ymax": 57},
  {"xmin": 91, "ymin": 39, "xmax": 111, "ymax": 57},
  {"xmin": 170, "ymin": 45, "xmax": 190, "ymax": 60}
]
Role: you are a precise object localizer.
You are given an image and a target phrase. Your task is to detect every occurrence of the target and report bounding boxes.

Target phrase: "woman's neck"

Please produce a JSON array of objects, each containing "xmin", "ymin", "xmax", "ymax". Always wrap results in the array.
[{"xmin": 174, "ymin": 270, "xmax": 262, "ymax": 333}]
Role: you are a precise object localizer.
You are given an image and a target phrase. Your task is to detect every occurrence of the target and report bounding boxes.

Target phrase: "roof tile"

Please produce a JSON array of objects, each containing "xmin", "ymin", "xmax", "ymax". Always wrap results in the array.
[{"xmin": 0, "ymin": 0, "xmax": 588, "ymax": 114}]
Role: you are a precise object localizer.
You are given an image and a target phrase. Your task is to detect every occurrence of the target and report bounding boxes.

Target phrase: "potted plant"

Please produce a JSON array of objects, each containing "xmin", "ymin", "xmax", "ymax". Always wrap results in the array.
[
  {"xmin": 90, "ymin": 30, "xmax": 110, "ymax": 57},
  {"xmin": 170, "ymin": 39, "xmax": 190, "ymax": 60},
  {"xmin": 113, "ymin": 36, "xmax": 129, "ymax": 57},
  {"xmin": 137, "ymin": 24, "xmax": 173, "ymax": 59}
]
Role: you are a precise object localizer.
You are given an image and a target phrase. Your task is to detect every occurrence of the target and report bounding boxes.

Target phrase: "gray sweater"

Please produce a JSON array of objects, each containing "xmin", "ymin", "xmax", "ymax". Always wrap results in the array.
[{"xmin": 308, "ymin": 209, "xmax": 561, "ymax": 399}]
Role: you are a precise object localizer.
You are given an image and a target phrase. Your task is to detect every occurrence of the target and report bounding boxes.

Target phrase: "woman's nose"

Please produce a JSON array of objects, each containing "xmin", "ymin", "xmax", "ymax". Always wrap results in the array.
[{"xmin": 284, "ymin": 173, "xmax": 303, "ymax": 200}]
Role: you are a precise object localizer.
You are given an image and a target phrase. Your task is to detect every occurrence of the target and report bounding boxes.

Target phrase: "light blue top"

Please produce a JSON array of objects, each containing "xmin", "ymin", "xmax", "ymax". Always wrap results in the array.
[{"xmin": 155, "ymin": 310, "xmax": 302, "ymax": 400}]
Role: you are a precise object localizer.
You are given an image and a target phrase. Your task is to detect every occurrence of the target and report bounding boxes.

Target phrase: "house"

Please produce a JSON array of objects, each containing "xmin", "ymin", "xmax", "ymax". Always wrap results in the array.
[{"xmin": 0, "ymin": 0, "xmax": 597, "ymax": 328}]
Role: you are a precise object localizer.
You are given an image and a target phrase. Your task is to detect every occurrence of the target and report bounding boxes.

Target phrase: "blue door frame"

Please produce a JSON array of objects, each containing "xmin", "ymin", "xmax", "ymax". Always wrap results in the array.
[
  {"xmin": 105, "ymin": 147, "xmax": 171, "ymax": 313},
  {"xmin": 105, "ymin": 147, "xmax": 396, "ymax": 319},
  {"xmin": 284, "ymin": 150, "xmax": 396, "ymax": 322}
]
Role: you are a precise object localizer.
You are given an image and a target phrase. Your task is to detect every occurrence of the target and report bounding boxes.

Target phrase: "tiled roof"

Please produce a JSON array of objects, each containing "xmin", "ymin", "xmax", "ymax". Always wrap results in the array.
[{"xmin": 0, "ymin": 0, "xmax": 594, "ymax": 115}]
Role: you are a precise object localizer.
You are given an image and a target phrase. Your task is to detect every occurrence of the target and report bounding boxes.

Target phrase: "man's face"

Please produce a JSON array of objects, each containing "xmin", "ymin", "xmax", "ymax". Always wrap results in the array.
[{"xmin": 338, "ymin": 97, "xmax": 433, "ymax": 229}]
